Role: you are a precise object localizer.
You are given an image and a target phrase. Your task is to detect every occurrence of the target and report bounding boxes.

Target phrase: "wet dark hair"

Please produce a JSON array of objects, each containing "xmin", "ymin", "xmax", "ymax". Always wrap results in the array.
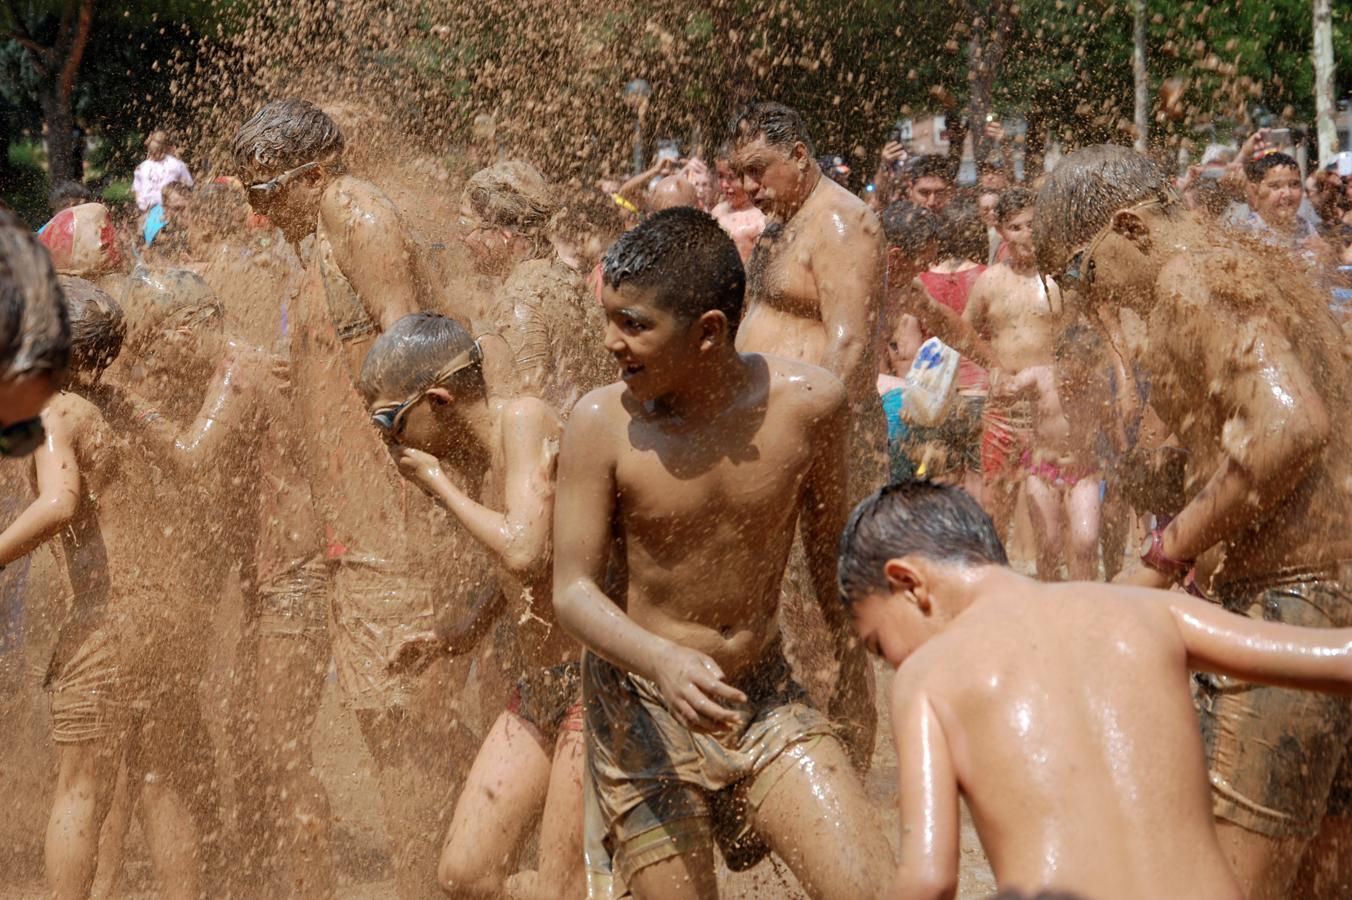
[
  {"xmin": 838, "ymin": 481, "xmax": 1007, "ymax": 606},
  {"xmin": 881, "ymin": 201, "xmax": 939, "ymax": 258},
  {"xmin": 1245, "ymin": 152, "xmax": 1300, "ymax": 184},
  {"xmin": 48, "ymin": 180, "xmax": 92, "ymax": 214},
  {"xmin": 996, "ymin": 187, "xmax": 1035, "ymax": 224},
  {"xmin": 465, "ymin": 160, "xmax": 557, "ymax": 233},
  {"xmin": 907, "ymin": 154, "xmax": 954, "ymax": 185},
  {"xmin": 732, "ymin": 101, "xmax": 816, "ymax": 158},
  {"xmin": 601, "ymin": 207, "xmax": 745, "ymax": 334},
  {"xmin": 358, "ymin": 312, "xmax": 481, "ymax": 405},
  {"xmin": 230, "ymin": 99, "xmax": 345, "ymax": 181},
  {"xmin": 937, "ymin": 201, "xmax": 988, "ymax": 263},
  {"xmin": 60, "ymin": 277, "xmax": 125, "ymax": 375},
  {"xmin": 1034, "ymin": 144, "xmax": 1181, "ymax": 276},
  {"xmin": 0, "ymin": 208, "xmax": 71, "ymax": 381}
]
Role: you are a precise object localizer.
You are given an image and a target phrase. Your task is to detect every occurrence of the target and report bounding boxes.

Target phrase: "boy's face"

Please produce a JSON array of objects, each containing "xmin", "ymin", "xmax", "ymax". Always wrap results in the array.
[
  {"xmin": 997, "ymin": 207, "xmax": 1035, "ymax": 260},
  {"xmin": 600, "ymin": 280, "xmax": 704, "ymax": 403},
  {"xmin": 368, "ymin": 384, "xmax": 457, "ymax": 459},
  {"xmin": 1249, "ymin": 165, "xmax": 1303, "ymax": 227},
  {"xmin": 978, "ymin": 192, "xmax": 1000, "ymax": 228},
  {"xmin": 909, "ymin": 176, "xmax": 950, "ymax": 214},
  {"xmin": 848, "ymin": 588, "xmax": 929, "ymax": 669}
]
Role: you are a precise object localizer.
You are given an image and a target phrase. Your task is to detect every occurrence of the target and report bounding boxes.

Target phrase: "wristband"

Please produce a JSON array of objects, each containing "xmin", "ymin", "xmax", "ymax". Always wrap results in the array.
[{"xmin": 1139, "ymin": 526, "xmax": 1193, "ymax": 582}]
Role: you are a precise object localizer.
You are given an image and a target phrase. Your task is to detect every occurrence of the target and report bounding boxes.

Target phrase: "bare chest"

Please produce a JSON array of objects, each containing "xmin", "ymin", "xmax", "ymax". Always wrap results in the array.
[{"xmin": 746, "ymin": 224, "xmax": 820, "ymax": 320}]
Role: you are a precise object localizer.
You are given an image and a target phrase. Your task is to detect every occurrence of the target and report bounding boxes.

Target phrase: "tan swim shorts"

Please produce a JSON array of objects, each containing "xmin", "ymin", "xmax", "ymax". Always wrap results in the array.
[
  {"xmin": 581, "ymin": 645, "xmax": 834, "ymax": 896},
  {"xmin": 1198, "ymin": 563, "xmax": 1352, "ymax": 839},
  {"xmin": 46, "ymin": 617, "xmax": 137, "ymax": 745},
  {"xmin": 258, "ymin": 553, "xmax": 332, "ymax": 643}
]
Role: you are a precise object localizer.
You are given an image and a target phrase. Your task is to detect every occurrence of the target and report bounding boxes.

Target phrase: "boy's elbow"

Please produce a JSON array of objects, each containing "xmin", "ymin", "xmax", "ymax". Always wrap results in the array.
[{"xmin": 892, "ymin": 868, "xmax": 957, "ymax": 900}]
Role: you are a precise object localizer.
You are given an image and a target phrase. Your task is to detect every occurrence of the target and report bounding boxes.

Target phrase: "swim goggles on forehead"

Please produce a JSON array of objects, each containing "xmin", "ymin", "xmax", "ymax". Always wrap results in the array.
[
  {"xmin": 370, "ymin": 341, "xmax": 483, "ymax": 438},
  {"xmin": 0, "ymin": 417, "xmax": 45, "ymax": 458},
  {"xmin": 1052, "ymin": 197, "xmax": 1168, "ymax": 294},
  {"xmin": 247, "ymin": 161, "xmax": 320, "ymax": 199}
]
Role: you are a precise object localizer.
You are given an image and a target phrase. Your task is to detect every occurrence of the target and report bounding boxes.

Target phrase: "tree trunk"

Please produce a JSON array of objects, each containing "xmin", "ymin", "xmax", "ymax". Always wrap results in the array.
[
  {"xmin": 39, "ymin": 84, "xmax": 79, "ymax": 184},
  {"xmin": 1313, "ymin": 0, "xmax": 1338, "ymax": 163},
  {"xmin": 1132, "ymin": 0, "xmax": 1149, "ymax": 152},
  {"xmin": 1024, "ymin": 108, "xmax": 1046, "ymax": 179}
]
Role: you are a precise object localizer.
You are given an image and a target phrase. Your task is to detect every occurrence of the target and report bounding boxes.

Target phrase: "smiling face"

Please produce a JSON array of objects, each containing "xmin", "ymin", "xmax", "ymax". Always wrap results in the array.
[
  {"xmin": 1249, "ymin": 163, "xmax": 1303, "ymax": 227},
  {"xmin": 731, "ymin": 135, "xmax": 808, "ymax": 219},
  {"xmin": 599, "ymin": 279, "xmax": 704, "ymax": 403}
]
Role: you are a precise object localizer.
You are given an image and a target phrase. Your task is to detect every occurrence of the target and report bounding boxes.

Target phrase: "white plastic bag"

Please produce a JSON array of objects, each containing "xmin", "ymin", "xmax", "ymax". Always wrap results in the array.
[{"xmin": 901, "ymin": 337, "xmax": 959, "ymax": 427}]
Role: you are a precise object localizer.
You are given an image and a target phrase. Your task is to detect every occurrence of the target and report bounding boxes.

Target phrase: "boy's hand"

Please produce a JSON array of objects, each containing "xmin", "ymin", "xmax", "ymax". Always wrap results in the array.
[
  {"xmin": 652, "ymin": 646, "xmax": 748, "ymax": 733},
  {"xmin": 390, "ymin": 446, "xmax": 448, "ymax": 494}
]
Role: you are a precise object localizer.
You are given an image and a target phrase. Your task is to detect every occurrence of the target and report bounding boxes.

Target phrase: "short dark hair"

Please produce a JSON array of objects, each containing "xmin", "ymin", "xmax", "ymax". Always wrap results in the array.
[
  {"xmin": 60, "ymin": 277, "xmax": 125, "ymax": 375},
  {"xmin": 1244, "ymin": 152, "xmax": 1299, "ymax": 184},
  {"xmin": 936, "ymin": 201, "xmax": 988, "ymax": 263},
  {"xmin": 601, "ymin": 207, "xmax": 745, "ymax": 333},
  {"xmin": 121, "ymin": 267, "xmax": 222, "ymax": 354},
  {"xmin": 838, "ymin": 481, "xmax": 1007, "ymax": 606},
  {"xmin": 48, "ymin": 180, "xmax": 92, "ymax": 214},
  {"xmin": 1034, "ymin": 144, "xmax": 1180, "ymax": 276},
  {"xmin": 230, "ymin": 99, "xmax": 345, "ymax": 182},
  {"xmin": 996, "ymin": 187, "xmax": 1035, "ymax": 224},
  {"xmin": 881, "ymin": 202, "xmax": 939, "ymax": 258},
  {"xmin": 358, "ymin": 312, "xmax": 481, "ymax": 405},
  {"xmin": 0, "ymin": 208, "xmax": 71, "ymax": 381},
  {"xmin": 464, "ymin": 160, "xmax": 557, "ymax": 233},
  {"xmin": 906, "ymin": 154, "xmax": 954, "ymax": 185},
  {"xmin": 732, "ymin": 101, "xmax": 816, "ymax": 158}
]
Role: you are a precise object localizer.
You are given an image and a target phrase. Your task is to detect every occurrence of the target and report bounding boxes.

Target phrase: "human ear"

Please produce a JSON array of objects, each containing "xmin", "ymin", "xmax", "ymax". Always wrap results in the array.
[
  {"xmin": 883, "ymin": 558, "xmax": 932, "ymax": 615},
  {"xmin": 426, "ymin": 386, "xmax": 455, "ymax": 408},
  {"xmin": 696, "ymin": 310, "xmax": 728, "ymax": 350},
  {"xmin": 1110, "ymin": 210, "xmax": 1151, "ymax": 255}
]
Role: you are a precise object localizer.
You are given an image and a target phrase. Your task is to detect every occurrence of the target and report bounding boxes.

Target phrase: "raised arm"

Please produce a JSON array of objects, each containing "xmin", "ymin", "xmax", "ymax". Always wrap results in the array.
[
  {"xmin": 902, "ymin": 278, "xmax": 994, "ymax": 367},
  {"xmin": 800, "ymin": 378, "xmax": 875, "ymax": 766},
  {"xmin": 815, "ymin": 204, "xmax": 884, "ymax": 400},
  {"xmin": 393, "ymin": 398, "xmax": 560, "ymax": 576},
  {"xmin": 1163, "ymin": 591, "xmax": 1352, "ymax": 694},
  {"xmin": 890, "ymin": 677, "xmax": 960, "ymax": 900},
  {"xmin": 0, "ymin": 402, "xmax": 81, "ymax": 567},
  {"xmin": 552, "ymin": 395, "xmax": 746, "ymax": 730},
  {"xmin": 323, "ymin": 184, "xmax": 421, "ymax": 331}
]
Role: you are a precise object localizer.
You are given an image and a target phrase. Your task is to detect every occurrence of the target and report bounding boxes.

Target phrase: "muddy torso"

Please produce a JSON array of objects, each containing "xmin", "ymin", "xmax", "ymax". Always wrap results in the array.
[
  {"xmin": 741, "ymin": 217, "xmax": 829, "ymax": 365},
  {"xmin": 976, "ymin": 266, "xmax": 1058, "ymax": 376}
]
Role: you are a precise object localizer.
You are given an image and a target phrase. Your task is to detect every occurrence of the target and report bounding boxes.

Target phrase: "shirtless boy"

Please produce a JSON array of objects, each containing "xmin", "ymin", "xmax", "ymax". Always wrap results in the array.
[
  {"xmin": 233, "ymin": 98, "xmax": 466, "ymax": 897},
  {"xmin": 1035, "ymin": 144, "xmax": 1352, "ymax": 899},
  {"xmin": 838, "ymin": 480, "xmax": 1352, "ymax": 900},
  {"xmin": 360, "ymin": 313, "xmax": 584, "ymax": 900},
  {"xmin": 0, "ymin": 209, "xmax": 69, "ymax": 441},
  {"xmin": 965, "ymin": 188, "xmax": 1062, "ymax": 530},
  {"xmin": 994, "ymin": 325, "xmax": 1109, "ymax": 580},
  {"xmin": 553, "ymin": 208, "xmax": 889, "ymax": 899},
  {"xmin": 0, "ymin": 282, "xmax": 206, "ymax": 900},
  {"xmin": 711, "ymin": 146, "xmax": 766, "ymax": 262}
]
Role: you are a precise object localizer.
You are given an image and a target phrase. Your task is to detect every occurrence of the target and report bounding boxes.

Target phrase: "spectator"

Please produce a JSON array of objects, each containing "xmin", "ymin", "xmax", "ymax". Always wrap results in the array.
[
  {"xmin": 132, "ymin": 130, "xmax": 194, "ymax": 213},
  {"xmin": 905, "ymin": 154, "xmax": 954, "ymax": 214}
]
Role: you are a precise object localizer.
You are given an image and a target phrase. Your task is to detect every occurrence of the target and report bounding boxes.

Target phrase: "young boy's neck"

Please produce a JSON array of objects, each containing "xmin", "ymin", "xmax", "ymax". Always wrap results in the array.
[
  {"xmin": 933, "ymin": 562, "xmax": 1019, "ymax": 622},
  {"xmin": 651, "ymin": 349, "xmax": 749, "ymax": 422}
]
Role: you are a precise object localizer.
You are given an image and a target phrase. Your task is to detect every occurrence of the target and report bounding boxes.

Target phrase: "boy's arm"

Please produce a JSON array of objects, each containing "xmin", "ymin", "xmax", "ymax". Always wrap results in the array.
[
  {"xmin": 552, "ymin": 397, "xmax": 746, "ymax": 731},
  {"xmin": 0, "ymin": 404, "xmax": 81, "ymax": 567},
  {"xmin": 801, "ymin": 381, "xmax": 876, "ymax": 767},
  {"xmin": 388, "ymin": 580, "xmax": 508, "ymax": 675},
  {"xmin": 890, "ymin": 676, "xmax": 960, "ymax": 900},
  {"xmin": 814, "ymin": 212, "xmax": 883, "ymax": 401},
  {"xmin": 393, "ymin": 400, "xmax": 559, "ymax": 576},
  {"xmin": 1163, "ymin": 591, "xmax": 1352, "ymax": 694},
  {"xmin": 324, "ymin": 187, "xmax": 421, "ymax": 331},
  {"xmin": 904, "ymin": 279, "xmax": 994, "ymax": 368},
  {"xmin": 130, "ymin": 349, "xmax": 261, "ymax": 471}
]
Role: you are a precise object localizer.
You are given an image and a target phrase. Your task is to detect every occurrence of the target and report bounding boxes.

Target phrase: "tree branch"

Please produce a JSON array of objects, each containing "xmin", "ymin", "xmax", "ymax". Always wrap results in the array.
[
  {"xmin": 8, "ymin": 31, "xmax": 51, "ymax": 75},
  {"xmin": 57, "ymin": 0, "xmax": 95, "ymax": 102}
]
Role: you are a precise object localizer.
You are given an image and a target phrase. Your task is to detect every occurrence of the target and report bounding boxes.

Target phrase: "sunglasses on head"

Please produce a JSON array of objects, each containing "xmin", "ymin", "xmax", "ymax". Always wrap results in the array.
[
  {"xmin": 370, "ymin": 341, "xmax": 483, "ymax": 440},
  {"xmin": 248, "ymin": 161, "xmax": 320, "ymax": 200},
  {"xmin": 0, "ymin": 417, "xmax": 45, "ymax": 458}
]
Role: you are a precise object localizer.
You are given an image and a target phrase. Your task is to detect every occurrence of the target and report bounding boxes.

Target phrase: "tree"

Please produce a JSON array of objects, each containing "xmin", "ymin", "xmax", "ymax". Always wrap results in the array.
[
  {"xmin": 4, "ymin": 0, "xmax": 94, "ymax": 183},
  {"xmin": 1313, "ymin": 0, "xmax": 1337, "ymax": 161}
]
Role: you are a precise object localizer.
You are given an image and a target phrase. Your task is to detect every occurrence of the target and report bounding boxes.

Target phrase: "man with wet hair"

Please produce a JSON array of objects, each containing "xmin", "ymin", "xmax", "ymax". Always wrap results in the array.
[
  {"xmin": 906, "ymin": 154, "xmax": 955, "ymax": 215},
  {"xmin": 360, "ymin": 312, "xmax": 585, "ymax": 900},
  {"xmin": 0, "ymin": 208, "xmax": 70, "ymax": 452},
  {"xmin": 232, "ymin": 98, "xmax": 468, "ymax": 898},
  {"xmin": 730, "ymin": 100, "xmax": 886, "ymax": 704},
  {"xmin": 0, "ymin": 281, "xmax": 212, "ymax": 900},
  {"xmin": 554, "ymin": 207, "xmax": 890, "ymax": 899},
  {"xmin": 838, "ymin": 479, "xmax": 1352, "ymax": 900},
  {"xmin": 1035, "ymin": 143, "xmax": 1352, "ymax": 899}
]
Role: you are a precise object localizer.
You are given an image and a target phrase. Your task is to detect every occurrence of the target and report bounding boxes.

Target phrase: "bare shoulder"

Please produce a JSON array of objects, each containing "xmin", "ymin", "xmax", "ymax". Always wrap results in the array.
[
  {"xmin": 322, "ymin": 175, "xmax": 401, "ymax": 230},
  {"xmin": 564, "ymin": 382, "xmax": 627, "ymax": 440},
  {"xmin": 764, "ymin": 354, "xmax": 847, "ymax": 418},
  {"xmin": 44, "ymin": 391, "xmax": 96, "ymax": 434},
  {"xmin": 812, "ymin": 179, "xmax": 882, "ymax": 245}
]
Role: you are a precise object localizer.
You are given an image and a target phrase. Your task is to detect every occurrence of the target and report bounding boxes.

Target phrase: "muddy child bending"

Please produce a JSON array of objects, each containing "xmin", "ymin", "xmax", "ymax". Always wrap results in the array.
[
  {"xmin": 553, "ymin": 208, "xmax": 889, "ymax": 899},
  {"xmin": 838, "ymin": 481, "xmax": 1352, "ymax": 900},
  {"xmin": 361, "ymin": 313, "xmax": 584, "ymax": 900}
]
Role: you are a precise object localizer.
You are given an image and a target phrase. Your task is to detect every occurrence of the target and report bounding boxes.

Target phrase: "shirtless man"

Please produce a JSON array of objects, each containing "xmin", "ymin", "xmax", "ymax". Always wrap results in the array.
[
  {"xmin": 361, "ymin": 313, "xmax": 583, "ymax": 900},
  {"xmin": 1034, "ymin": 144, "xmax": 1352, "ymax": 899},
  {"xmin": 994, "ymin": 324, "xmax": 1110, "ymax": 580},
  {"xmin": 232, "ymin": 98, "xmax": 467, "ymax": 898},
  {"xmin": 905, "ymin": 154, "xmax": 955, "ymax": 215},
  {"xmin": 965, "ymin": 188, "xmax": 1062, "ymax": 531},
  {"xmin": 838, "ymin": 480, "xmax": 1352, "ymax": 900},
  {"xmin": 0, "ymin": 209, "xmax": 70, "ymax": 439},
  {"xmin": 553, "ymin": 208, "xmax": 888, "ymax": 899},
  {"xmin": 0, "ymin": 283, "xmax": 205, "ymax": 900},
  {"xmin": 711, "ymin": 147, "xmax": 766, "ymax": 262}
]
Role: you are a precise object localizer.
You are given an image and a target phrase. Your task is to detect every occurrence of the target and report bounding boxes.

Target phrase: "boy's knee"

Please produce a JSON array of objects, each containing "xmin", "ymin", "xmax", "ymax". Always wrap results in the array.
[{"xmin": 437, "ymin": 846, "xmax": 503, "ymax": 898}]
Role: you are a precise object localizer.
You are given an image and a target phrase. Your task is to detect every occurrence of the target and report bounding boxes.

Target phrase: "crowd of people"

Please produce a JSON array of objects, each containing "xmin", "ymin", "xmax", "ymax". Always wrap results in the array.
[{"xmin": 3, "ymin": 96, "xmax": 1352, "ymax": 900}]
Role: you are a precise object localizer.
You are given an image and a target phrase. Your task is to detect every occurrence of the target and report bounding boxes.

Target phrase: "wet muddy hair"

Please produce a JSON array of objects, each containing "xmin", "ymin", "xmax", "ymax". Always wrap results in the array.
[
  {"xmin": 60, "ymin": 277, "xmax": 125, "ymax": 375},
  {"xmin": 996, "ymin": 187, "xmax": 1035, "ymax": 224},
  {"xmin": 230, "ymin": 99, "xmax": 345, "ymax": 181},
  {"xmin": 1034, "ymin": 144, "xmax": 1181, "ymax": 276},
  {"xmin": 837, "ymin": 481, "xmax": 1007, "ymax": 606},
  {"xmin": 1245, "ymin": 152, "xmax": 1299, "ymax": 184},
  {"xmin": 464, "ymin": 160, "xmax": 558, "ymax": 235},
  {"xmin": 0, "ymin": 208, "xmax": 71, "ymax": 381},
  {"xmin": 906, "ymin": 154, "xmax": 955, "ymax": 185},
  {"xmin": 937, "ymin": 201, "xmax": 988, "ymax": 264},
  {"xmin": 601, "ymin": 207, "xmax": 745, "ymax": 334},
  {"xmin": 732, "ymin": 101, "xmax": 816, "ymax": 158},
  {"xmin": 881, "ymin": 201, "xmax": 939, "ymax": 258},
  {"xmin": 358, "ymin": 312, "xmax": 482, "ymax": 406}
]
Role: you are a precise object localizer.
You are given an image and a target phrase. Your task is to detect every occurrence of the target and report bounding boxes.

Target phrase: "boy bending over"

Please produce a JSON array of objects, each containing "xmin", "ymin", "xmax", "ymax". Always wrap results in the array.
[
  {"xmin": 838, "ymin": 481, "xmax": 1352, "ymax": 900},
  {"xmin": 553, "ymin": 207, "xmax": 889, "ymax": 899}
]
